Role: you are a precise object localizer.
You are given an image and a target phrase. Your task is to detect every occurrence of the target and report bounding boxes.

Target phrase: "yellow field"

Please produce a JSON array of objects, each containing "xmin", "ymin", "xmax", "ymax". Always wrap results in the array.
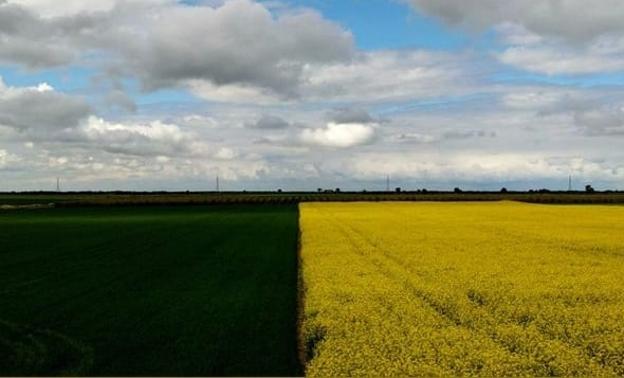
[{"xmin": 299, "ymin": 202, "xmax": 624, "ymax": 376}]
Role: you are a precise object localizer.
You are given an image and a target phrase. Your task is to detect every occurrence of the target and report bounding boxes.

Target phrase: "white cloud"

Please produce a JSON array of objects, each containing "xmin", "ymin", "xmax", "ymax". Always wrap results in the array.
[
  {"xmin": 346, "ymin": 151, "xmax": 624, "ymax": 184},
  {"xmin": 406, "ymin": 1, "xmax": 624, "ymax": 76},
  {"xmin": 394, "ymin": 132, "xmax": 439, "ymax": 144},
  {"xmin": 502, "ymin": 90, "xmax": 572, "ymax": 110},
  {"xmin": 0, "ymin": 1, "xmax": 472, "ymax": 106},
  {"xmin": 246, "ymin": 114, "xmax": 290, "ymax": 129},
  {"xmin": 177, "ymin": 115, "xmax": 219, "ymax": 129},
  {"xmin": 495, "ymin": 22, "xmax": 543, "ymax": 46},
  {"xmin": 300, "ymin": 50, "xmax": 467, "ymax": 103},
  {"xmin": 499, "ymin": 43, "xmax": 624, "ymax": 75},
  {"xmin": 301, "ymin": 122, "xmax": 376, "ymax": 148},
  {"xmin": 2, "ymin": 1, "xmax": 624, "ymax": 191},
  {"xmin": 189, "ymin": 49, "xmax": 468, "ymax": 104},
  {"xmin": 492, "ymin": 24, "xmax": 624, "ymax": 75},
  {"xmin": 79, "ymin": 116, "xmax": 207, "ymax": 157},
  {"xmin": 406, "ymin": 0, "xmax": 624, "ymax": 42},
  {"xmin": 117, "ymin": 0, "xmax": 354, "ymax": 96},
  {"xmin": 9, "ymin": 0, "xmax": 127, "ymax": 17},
  {"xmin": 0, "ymin": 149, "xmax": 19, "ymax": 168},
  {"xmin": 575, "ymin": 105, "xmax": 624, "ymax": 136},
  {"xmin": 83, "ymin": 117, "xmax": 186, "ymax": 144},
  {"xmin": 0, "ymin": 76, "xmax": 91, "ymax": 132},
  {"xmin": 0, "ymin": 0, "xmax": 354, "ymax": 97},
  {"xmin": 214, "ymin": 147, "xmax": 238, "ymax": 160}
]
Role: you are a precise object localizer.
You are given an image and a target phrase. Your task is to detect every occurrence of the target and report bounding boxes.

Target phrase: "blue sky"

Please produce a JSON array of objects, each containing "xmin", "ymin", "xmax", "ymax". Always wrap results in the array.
[
  {"xmin": 1, "ymin": 0, "xmax": 623, "ymax": 191},
  {"xmin": 283, "ymin": 0, "xmax": 469, "ymax": 51}
]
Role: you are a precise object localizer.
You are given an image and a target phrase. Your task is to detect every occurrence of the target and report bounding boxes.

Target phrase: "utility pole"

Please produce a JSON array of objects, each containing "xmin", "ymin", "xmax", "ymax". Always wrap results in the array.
[
  {"xmin": 568, "ymin": 175, "xmax": 572, "ymax": 192},
  {"xmin": 56, "ymin": 177, "xmax": 60, "ymax": 192},
  {"xmin": 386, "ymin": 175, "xmax": 390, "ymax": 192},
  {"xmin": 216, "ymin": 175, "xmax": 220, "ymax": 193}
]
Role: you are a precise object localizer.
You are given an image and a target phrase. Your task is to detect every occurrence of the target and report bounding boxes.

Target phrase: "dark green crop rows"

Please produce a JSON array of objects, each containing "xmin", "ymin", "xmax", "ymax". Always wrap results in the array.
[{"xmin": 0, "ymin": 205, "xmax": 301, "ymax": 376}]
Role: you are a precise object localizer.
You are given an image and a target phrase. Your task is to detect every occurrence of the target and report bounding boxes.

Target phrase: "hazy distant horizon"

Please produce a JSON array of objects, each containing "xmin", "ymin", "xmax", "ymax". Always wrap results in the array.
[{"xmin": 2, "ymin": 177, "xmax": 616, "ymax": 193}]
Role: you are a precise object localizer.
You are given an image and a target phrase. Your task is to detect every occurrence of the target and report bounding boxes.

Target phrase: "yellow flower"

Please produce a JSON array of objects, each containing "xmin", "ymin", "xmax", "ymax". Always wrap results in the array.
[{"xmin": 300, "ymin": 202, "xmax": 624, "ymax": 377}]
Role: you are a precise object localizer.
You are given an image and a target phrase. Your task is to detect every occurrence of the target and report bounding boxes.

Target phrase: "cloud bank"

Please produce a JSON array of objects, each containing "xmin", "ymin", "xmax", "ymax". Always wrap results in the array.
[{"xmin": 0, "ymin": 0, "xmax": 623, "ymax": 191}]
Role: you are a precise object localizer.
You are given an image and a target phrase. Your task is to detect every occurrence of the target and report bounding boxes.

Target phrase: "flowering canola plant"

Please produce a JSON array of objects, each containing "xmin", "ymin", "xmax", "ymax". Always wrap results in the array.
[{"xmin": 299, "ymin": 201, "xmax": 624, "ymax": 376}]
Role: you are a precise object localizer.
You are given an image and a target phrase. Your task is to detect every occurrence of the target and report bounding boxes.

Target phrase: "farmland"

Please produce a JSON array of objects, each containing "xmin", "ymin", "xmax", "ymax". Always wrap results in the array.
[
  {"xmin": 2, "ymin": 190, "xmax": 624, "ymax": 208},
  {"xmin": 300, "ymin": 202, "xmax": 624, "ymax": 376},
  {"xmin": 3, "ymin": 200, "xmax": 624, "ymax": 377},
  {"xmin": 0, "ymin": 205, "xmax": 301, "ymax": 376}
]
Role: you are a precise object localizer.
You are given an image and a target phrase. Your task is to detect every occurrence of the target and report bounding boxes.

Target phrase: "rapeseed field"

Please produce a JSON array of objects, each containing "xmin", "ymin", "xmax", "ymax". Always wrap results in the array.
[{"xmin": 300, "ymin": 202, "xmax": 624, "ymax": 376}]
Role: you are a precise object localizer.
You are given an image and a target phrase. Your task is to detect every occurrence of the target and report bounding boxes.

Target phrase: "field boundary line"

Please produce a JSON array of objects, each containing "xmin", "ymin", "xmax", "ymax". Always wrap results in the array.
[{"xmin": 296, "ymin": 206, "xmax": 306, "ymax": 376}]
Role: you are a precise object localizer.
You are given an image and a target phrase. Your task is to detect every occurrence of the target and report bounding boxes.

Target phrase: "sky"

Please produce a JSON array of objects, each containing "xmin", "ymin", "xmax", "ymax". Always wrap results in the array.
[{"xmin": 1, "ymin": 0, "xmax": 624, "ymax": 191}]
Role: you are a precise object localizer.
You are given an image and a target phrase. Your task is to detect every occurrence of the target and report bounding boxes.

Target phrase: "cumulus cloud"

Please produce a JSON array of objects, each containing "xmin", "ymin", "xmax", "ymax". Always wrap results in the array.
[
  {"xmin": 327, "ymin": 107, "xmax": 378, "ymax": 124},
  {"xmin": 301, "ymin": 122, "xmax": 376, "ymax": 148},
  {"xmin": 0, "ymin": 78, "xmax": 91, "ymax": 133},
  {"xmin": 77, "ymin": 116, "xmax": 203, "ymax": 157},
  {"xmin": 9, "ymin": 0, "xmax": 125, "ymax": 17},
  {"xmin": 105, "ymin": 89, "xmax": 137, "ymax": 113},
  {"xmin": 406, "ymin": 0, "xmax": 624, "ymax": 42},
  {"xmin": 502, "ymin": 90, "xmax": 572, "ymax": 111},
  {"xmin": 190, "ymin": 49, "xmax": 471, "ymax": 103},
  {"xmin": 214, "ymin": 147, "xmax": 238, "ymax": 160},
  {"xmin": 0, "ymin": 148, "xmax": 19, "ymax": 169},
  {"xmin": 0, "ymin": 77, "xmax": 217, "ymax": 159},
  {"xmin": 117, "ymin": 0, "xmax": 354, "ymax": 96},
  {"xmin": 498, "ymin": 35, "xmax": 624, "ymax": 75},
  {"xmin": 0, "ymin": 0, "xmax": 354, "ymax": 98},
  {"xmin": 0, "ymin": 1, "xmax": 473, "ymax": 104},
  {"xmin": 299, "ymin": 50, "xmax": 467, "ymax": 103},
  {"xmin": 0, "ymin": 1, "xmax": 91, "ymax": 68},
  {"xmin": 499, "ymin": 87, "xmax": 624, "ymax": 137},
  {"xmin": 406, "ymin": 1, "xmax": 624, "ymax": 76},
  {"xmin": 246, "ymin": 114, "xmax": 290, "ymax": 129},
  {"xmin": 574, "ymin": 105, "xmax": 624, "ymax": 136},
  {"xmin": 189, "ymin": 50, "xmax": 473, "ymax": 105},
  {"xmin": 3, "ymin": 0, "xmax": 624, "ymax": 190}
]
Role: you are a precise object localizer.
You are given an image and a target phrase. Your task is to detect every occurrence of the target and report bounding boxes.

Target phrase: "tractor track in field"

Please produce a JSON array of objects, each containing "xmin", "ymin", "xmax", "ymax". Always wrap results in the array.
[{"xmin": 326, "ymin": 212, "xmax": 618, "ymax": 376}]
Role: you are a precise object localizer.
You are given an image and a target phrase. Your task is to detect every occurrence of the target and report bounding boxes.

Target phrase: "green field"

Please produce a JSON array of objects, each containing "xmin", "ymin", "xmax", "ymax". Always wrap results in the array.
[{"xmin": 0, "ymin": 205, "xmax": 301, "ymax": 376}]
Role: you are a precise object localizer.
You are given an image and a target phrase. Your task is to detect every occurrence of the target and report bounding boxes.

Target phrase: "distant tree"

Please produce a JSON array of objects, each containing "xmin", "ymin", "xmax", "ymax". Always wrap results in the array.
[
  {"xmin": 335, "ymin": 188, "xmax": 341, "ymax": 193},
  {"xmin": 421, "ymin": 188, "xmax": 428, "ymax": 193},
  {"xmin": 317, "ymin": 188, "xmax": 323, "ymax": 193},
  {"xmin": 277, "ymin": 189, "xmax": 283, "ymax": 193},
  {"xmin": 501, "ymin": 187, "xmax": 508, "ymax": 193},
  {"xmin": 395, "ymin": 187, "xmax": 402, "ymax": 193},
  {"xmin": 585, "ymin": 184, "xmax": 595, "ymax": 193},
  {"xmin": 454, "ymin": 187, "xmax": 463, "ymax": 193}
]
